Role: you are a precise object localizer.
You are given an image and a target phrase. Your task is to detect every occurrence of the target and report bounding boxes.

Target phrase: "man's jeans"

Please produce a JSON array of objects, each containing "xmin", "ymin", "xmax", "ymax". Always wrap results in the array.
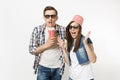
[{"xmin": 37, "ymin": 65, "xmax": 62, "ymax": 80}]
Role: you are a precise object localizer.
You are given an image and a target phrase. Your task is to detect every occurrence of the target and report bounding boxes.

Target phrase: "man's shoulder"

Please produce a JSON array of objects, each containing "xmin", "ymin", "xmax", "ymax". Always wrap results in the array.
[
  {"xmin": 56, "ymin": 24, "xmax": 66, "ymax": 30},
  {"xmin": 56, "ymin": 24, "xmax": 64, "ymax": 27},
  {"xmin": 32, "ymin": 24, "xmax": 45, "ymax": 33},
  {"xmin": 33, "ymin": 24, "xmax": 45, "ymax": 29},
  {"xmin": 37, "ymin": 24, "xmax": 45, "ymax": 28}
]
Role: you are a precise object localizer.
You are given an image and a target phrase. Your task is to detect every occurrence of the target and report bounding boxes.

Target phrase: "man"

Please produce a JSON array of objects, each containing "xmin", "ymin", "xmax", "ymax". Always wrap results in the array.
[{"xmin": 29, "ymin": 6, "xmax": 66, "ymax": 80}]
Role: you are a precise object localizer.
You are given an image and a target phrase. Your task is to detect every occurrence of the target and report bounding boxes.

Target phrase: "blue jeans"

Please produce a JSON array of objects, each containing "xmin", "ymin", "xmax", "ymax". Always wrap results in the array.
[
  {"xmin": 37, "ymin": 65, "xmax": 62, "ymax": 80},
  {"xmin": 68, "ymin": 77, "xmax": 94, "ymax": 80}
]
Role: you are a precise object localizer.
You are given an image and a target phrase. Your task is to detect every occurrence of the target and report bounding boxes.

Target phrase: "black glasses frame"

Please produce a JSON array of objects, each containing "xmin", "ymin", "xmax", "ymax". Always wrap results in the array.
[
  {"xmin": 44, "ymin": 15, "xmax": 57, "ymax": 19},
  {"xmin": 69, "ymin": 26, "xmax": 79, "ymax": 29}
]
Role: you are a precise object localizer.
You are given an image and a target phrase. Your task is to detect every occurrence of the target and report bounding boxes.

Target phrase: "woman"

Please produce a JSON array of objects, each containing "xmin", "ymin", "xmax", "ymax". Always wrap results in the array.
[{"xmin": 58, "ymin": 15, "xmax": 97, "ymax": 80}]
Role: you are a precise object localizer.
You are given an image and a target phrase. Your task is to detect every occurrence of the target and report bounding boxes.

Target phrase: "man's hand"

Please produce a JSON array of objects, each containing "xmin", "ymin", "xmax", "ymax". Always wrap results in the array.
[{"xmin": 45, "ymin": 37, "xmax": 58, "ymax": 49}]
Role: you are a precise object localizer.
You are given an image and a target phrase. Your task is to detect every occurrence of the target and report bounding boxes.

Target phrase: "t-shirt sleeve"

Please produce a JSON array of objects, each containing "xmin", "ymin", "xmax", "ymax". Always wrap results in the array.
[{"xmin": 87, "ymin": 38, "xmax": 93, "ymax": 44}]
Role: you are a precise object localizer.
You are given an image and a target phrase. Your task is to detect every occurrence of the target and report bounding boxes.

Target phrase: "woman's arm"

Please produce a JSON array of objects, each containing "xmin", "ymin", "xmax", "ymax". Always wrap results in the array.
[
  {"xmin": 57, "ymin": 38, "xmax": 69, "ymax": 64},
  {"xmin": 84, "ymin": 31, "xmax": 97, "ymax": 63}
]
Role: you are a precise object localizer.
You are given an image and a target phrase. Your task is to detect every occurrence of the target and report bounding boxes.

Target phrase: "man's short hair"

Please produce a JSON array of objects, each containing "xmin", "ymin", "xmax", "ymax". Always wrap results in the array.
[{"xmin": 43, "ymin": 6, "xmax": 58, "ymax": 16}]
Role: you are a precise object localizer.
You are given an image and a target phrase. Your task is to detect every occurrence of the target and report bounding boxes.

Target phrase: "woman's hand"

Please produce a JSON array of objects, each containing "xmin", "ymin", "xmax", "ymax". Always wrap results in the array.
[
  {"xmin": 84, "ymin": 31, "xmax": 91, "ymax": 45},
  {"xmin": 57, "ymin": 37, "xmax": 65, "ymax": 49}
]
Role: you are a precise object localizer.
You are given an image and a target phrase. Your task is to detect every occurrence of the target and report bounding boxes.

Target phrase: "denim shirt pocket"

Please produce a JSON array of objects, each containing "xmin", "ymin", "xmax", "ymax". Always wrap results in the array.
[{"xmin": 76, "ymin": 47, "xmax": 90, "ymax": 65}]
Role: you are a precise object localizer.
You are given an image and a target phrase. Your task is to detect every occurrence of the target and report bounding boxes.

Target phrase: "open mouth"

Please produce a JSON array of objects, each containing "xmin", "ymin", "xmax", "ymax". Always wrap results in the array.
[
  {"xmin": 48, "ymin": 21, "xmax": 53, "ymax": 26},
  {"xmin": 71, "ymin": 32, "xmax": 76, "ymax": 35},
  {"xmin": 71, "ymin": 32, "xmax": 77, "ymax": 37},
  {"xmin": 49, "ymin": 22, "xmax": 52, "ymax": 24}
]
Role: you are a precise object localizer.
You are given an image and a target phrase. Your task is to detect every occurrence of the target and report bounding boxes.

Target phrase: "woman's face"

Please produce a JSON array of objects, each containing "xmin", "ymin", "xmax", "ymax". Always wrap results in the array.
[{"xmin": 69, "ymin": 22, "xmax": 80, "ymax": 39}]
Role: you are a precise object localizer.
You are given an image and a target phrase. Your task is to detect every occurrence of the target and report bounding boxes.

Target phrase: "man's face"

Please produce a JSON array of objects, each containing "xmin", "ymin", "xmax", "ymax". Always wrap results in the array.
[{"xmin": 44, "ymin": 10, "xmax": 58, "ymax": 27}]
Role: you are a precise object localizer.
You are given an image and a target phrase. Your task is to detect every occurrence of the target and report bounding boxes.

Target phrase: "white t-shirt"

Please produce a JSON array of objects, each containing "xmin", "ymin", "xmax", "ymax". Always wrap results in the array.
[
  {"xmin": 69, "ymin": 47, "xmax": 94, "ymax": 80},
  {"xmin": 39, "ymin": 27, "xmax": 61, "ymax": 68}
]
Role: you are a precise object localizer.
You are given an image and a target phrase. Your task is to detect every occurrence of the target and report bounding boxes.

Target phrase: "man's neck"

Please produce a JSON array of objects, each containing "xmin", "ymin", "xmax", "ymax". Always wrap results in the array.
[{"xmin": 46, "ymin": 24, "xmax": 56, "ymax": 28}]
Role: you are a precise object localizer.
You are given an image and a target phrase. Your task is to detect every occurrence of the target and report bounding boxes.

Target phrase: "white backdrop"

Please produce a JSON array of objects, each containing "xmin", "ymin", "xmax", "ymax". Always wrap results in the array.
[{"xmin": 0, "ymin": 0, "xmax": 120, "ymax": 80}]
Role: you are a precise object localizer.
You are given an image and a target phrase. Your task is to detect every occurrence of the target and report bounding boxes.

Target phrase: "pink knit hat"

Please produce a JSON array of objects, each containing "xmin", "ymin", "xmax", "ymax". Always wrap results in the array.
[{"xmin": 72, "ymin": 15, "xmax": 83, "ymax": 26}]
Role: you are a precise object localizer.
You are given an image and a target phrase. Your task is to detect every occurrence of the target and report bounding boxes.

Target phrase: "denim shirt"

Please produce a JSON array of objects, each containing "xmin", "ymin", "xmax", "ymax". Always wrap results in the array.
[{"xmin": 69, "ymin": 35, "xmax": 92, "ymax": 65}]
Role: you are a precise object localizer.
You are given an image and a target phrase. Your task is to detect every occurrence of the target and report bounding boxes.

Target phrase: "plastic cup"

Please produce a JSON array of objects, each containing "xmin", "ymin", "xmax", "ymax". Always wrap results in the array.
[{"xmin": 48, "ymin": 28, "xmax": 55, "ymax": 38}]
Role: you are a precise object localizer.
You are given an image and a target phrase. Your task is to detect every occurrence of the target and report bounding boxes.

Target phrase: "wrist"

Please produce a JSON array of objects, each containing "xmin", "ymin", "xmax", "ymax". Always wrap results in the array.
[
  {"xmin": 36, "ymin": 44, "xmax": 47, "ymax": 55},
  {"xmin": 83, "ymin": 41, "xmax": 88, "ymax": 45},
  {"xmin": 84, "ymin": 43, "xmax": 89, "ymax": 48},
  {"xmin": 43, "ymin": 44, "xmax": 47, "ymax": 50}
]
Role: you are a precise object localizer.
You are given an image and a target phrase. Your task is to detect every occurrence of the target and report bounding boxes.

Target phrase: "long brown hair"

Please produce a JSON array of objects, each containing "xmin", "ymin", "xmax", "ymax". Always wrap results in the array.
[{"xmin": 66, "ymin": 21, "xmax": 82, "ymax": 52}]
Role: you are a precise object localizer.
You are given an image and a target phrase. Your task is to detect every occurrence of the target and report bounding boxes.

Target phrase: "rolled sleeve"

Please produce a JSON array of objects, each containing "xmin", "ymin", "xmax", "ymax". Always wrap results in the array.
[{"xmin": 29, "ymin": 27, "xmax": 39, "ymax": 55}]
